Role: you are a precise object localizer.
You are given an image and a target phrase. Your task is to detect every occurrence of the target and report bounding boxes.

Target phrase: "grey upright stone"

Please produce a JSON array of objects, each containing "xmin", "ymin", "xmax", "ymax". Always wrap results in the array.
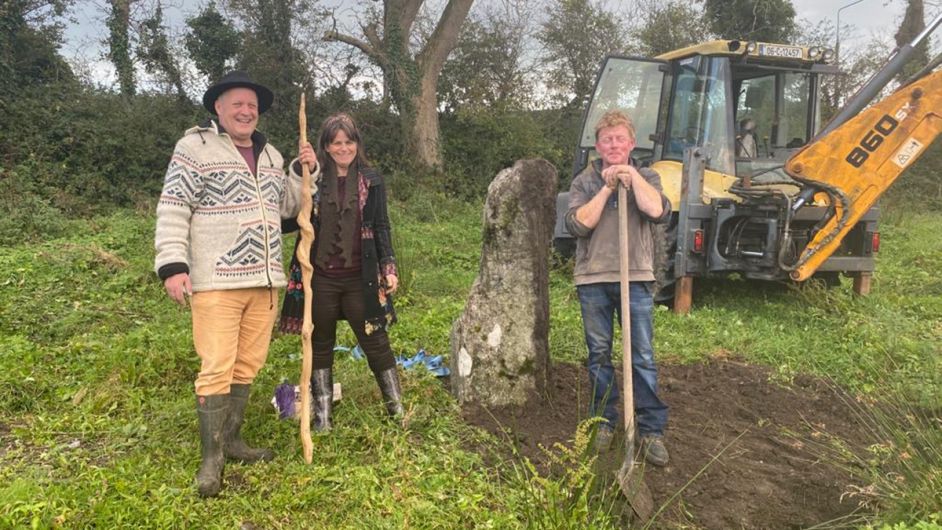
[{"xmin": 450, "ymin": 159, "xmax": 557, "ymax": 407}]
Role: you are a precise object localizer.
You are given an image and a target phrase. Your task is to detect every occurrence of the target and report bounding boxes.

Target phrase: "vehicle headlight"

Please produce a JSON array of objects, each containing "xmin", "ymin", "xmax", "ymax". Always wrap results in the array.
[
  {"xmin": 808, "ymin": 46, "xmax": 822, "ymax": 59},
  {"xmin": 822, "ymin": 48, "xmax": 835, "ymax": 62},
  {"xmin": 746, "ymin": 41, "xmax": 758, "ymax": 53}
]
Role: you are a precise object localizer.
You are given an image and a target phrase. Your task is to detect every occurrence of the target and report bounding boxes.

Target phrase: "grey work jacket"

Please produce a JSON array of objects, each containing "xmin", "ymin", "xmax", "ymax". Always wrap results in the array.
[{"xmin": 565, "ymin": 159, "xmax": 671, "ymax": 285}]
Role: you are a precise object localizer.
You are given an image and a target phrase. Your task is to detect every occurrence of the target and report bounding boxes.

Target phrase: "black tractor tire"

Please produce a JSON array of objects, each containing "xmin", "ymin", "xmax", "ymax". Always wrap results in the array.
[{"xmin": 653, "ymin": 213, "xmax": 679, "ymax": 307}]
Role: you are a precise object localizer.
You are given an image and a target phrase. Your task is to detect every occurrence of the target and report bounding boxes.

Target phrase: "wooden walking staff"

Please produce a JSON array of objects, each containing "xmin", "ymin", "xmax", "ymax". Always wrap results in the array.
[{"xmin": 296, "ymin": 93, "xmax": 319, "ymax": 463}]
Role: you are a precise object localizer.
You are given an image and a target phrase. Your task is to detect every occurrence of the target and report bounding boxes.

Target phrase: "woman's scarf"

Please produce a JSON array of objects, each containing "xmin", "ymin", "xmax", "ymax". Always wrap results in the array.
[{"xmin": 315, "ymin": 161, "xmax": 359, "ymax": 270}]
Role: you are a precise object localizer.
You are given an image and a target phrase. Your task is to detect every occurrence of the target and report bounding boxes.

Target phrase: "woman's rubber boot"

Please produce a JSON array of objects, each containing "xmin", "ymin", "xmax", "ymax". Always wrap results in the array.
[
  {"xmin": 374, "ymin": 367, "xmax": 404, "ymax": 418},
  {"xmin": 223, "ymin": 384, "xmax": 274, "ymax": 463},
  {"xmin": 311, "ymin": 368, "xmax": 333, "ymax": 432},
  {"xmin": 196, "ymin": 394, "xmax": 227, "ymax": 498}
]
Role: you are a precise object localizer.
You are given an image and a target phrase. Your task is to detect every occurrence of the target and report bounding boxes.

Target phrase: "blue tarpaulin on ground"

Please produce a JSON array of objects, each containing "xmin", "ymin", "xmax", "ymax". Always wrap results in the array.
[{"xmin": 338, "ymin": 344, "xmax": 449, "ymax": 377}]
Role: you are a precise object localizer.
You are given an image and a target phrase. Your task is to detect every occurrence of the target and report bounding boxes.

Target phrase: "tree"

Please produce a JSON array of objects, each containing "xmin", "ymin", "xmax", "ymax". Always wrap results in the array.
[
  {"xmin": 438, "ymin": 4, "xmax": 530, "ymax": 113},
  {"xmin": 894, "ymin": 0, "xmax": 929, "ymax": 83},
  {"xmin": 224, "ymin": 0, "xmax": 314, "ymax": 144},
  {"xmin": 702, "ymin": 0, "xmax": 796, "ymax": 43},
  {"xmin": 185, "ymin": 3, "xmax": 241, "ymax": 83},
  {"xmin": 797, "ymin": 15, "xmax": 903, "ymax": 121},
  {"xmin": 634, "ymin": 0, "xmax": 711, "ymax": 56},
  {"xmin": 0, "ymin": 0, "xmax": 74, "ymax": 94},
  {"xmin": 137, "ymin": 3, "xmax": 187, "ymax": 101},
  {"xmin": 796, "ymin": 17, "xmax": 840, "ymax": 119},
  {"xmin": 325, "ymin": 0, "xmax": 475, "ymax": 170},
  {"xmin": 106, "ymin": 0, "xmax": 136, "ymax": 97},
  {"xmin": 537, "ymin": 0, "xmax": 628, "ymax": 110},
  {"xmin": 0, "ymin": 0, "xmax": 76, "ymax": 170}
]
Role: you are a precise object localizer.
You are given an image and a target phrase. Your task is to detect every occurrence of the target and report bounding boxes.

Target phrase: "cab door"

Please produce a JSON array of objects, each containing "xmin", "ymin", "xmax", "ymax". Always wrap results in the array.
[{"xmin": 573, "ymin": 56, "xmax": 670, "ymax": 177}]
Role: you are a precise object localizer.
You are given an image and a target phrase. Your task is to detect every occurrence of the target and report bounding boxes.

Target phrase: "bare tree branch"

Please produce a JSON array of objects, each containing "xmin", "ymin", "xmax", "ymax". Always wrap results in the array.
[
  {"xmin": 400, "ymin": 0, "xmax": 423, "ymax": 32},
  {"xmin": 418, "ymin": 0, "xmax": 473, "ymax": 76},
  {"xmin": 362, "ymin": 20, "xmax": 383, "ymax": 53},
  {"xmin": 319, "ymin": 0, "xmax": 475, "ymax": 168},
  {"xmin": 325, "ymin": 29, "xmax": 381, "ymax": 63}
]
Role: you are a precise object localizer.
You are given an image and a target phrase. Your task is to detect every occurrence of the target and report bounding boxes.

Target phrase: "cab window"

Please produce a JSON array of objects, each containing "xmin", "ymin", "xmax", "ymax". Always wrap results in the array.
[{"xmin": 665, "ymin": 56, "xmax": 735, "ymax": 176}]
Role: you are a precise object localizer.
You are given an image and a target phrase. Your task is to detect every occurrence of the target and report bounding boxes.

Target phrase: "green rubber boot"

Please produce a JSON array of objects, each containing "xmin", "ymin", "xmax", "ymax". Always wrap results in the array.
[
  {"xmin": 223, "ymin": 384, "xmax": 274, "ymax": 463},
  {"xmin": 196, "ymin": 394, "xmax": 227, "ymax": 498}
]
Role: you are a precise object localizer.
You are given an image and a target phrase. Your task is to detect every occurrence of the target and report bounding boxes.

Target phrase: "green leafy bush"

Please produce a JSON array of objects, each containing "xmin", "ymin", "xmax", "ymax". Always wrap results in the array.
[
  {"xmin": 0, "ymin": 161, "xmax": 72, "ymax": 244},
  {"xmin": 510, "ymin": 418, "xmax": 617, "ymax": 529},
  {"xmin": 440, "ymin": 108, "xmax": 566, "ymax": 198},
  {"xmin": 2, "ymin": 83, "xmax": 201, "ymax": 212}
]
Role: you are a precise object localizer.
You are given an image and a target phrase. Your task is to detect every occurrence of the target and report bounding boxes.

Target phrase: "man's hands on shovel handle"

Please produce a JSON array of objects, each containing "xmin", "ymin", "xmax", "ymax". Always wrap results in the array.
[
  {"xmin": 601, "ymin": 164, "xmax": 640, "ymax": 190},
  {"xmin": 164, "ymin": 272, "xmax": 192, "ymax": 306},
  {"xmin": 604, "ymin": 163, "xmax": 665, "ymax": 220}
]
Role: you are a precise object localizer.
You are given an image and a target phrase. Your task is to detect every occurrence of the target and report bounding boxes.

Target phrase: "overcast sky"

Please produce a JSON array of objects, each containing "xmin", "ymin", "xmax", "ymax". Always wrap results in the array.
[
  {"xmin": 60, "ymin": 0, "xmax": 932, "ymax": 89},
  {"xmin": 792, "ymin": 0, "xmax": 911, "ymax": 44}
]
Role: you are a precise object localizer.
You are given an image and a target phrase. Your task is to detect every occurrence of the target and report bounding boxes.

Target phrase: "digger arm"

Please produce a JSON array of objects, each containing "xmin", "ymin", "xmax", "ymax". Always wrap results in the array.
[{"xmin": 783, "ymin": 69, "xmax": 942, "ymax": 281}]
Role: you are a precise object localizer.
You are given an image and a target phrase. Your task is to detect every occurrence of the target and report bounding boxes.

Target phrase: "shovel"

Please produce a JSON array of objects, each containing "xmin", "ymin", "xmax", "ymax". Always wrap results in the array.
[{"xmin": 615, "ymin": 182, "xmax": 655, "ymax": 521}]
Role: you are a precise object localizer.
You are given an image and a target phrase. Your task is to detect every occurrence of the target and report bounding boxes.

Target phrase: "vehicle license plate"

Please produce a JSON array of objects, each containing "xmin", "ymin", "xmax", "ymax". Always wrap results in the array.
[{"xmin": 758, "ymin": 44, "xmax": 803, "ymax": 59}]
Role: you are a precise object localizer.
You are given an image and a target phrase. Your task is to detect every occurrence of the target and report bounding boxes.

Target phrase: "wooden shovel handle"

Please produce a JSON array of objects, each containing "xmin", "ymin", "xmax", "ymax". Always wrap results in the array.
[{"xmin": 617, "ymin": 183, "xmax": 634, "ymax": 442}]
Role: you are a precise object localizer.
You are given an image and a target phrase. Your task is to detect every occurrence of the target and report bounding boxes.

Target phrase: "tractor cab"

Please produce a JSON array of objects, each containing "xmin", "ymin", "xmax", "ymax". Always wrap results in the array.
[{"xmin": 567, "ymin": 40, "xmax": 839, "ymax": 208}]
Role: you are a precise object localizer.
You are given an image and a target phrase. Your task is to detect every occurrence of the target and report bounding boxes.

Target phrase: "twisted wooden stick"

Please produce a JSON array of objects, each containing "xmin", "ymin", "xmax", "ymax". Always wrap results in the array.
[{"xmin": 296, "ymin": 93, "xmax": 318, "ymax": 463}]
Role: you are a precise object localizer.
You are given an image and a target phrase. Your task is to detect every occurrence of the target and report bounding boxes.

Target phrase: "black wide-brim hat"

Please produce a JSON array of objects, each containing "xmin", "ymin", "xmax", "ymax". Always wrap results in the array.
[{"xmin": 202, "ymin": 70, "xmax": 274, "ymax": 115}]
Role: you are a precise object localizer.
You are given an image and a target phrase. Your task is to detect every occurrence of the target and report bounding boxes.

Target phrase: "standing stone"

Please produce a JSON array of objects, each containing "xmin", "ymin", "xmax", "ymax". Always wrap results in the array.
[{"xmin": 450, "ymin": 159, "xmax": 557, "ymax": 407}]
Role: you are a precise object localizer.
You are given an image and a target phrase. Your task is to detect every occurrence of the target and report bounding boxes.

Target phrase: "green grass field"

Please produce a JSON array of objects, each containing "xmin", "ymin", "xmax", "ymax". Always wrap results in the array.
[{"xmin": 1, "ymin": 191, "xmax": 939, "ymax": 528}]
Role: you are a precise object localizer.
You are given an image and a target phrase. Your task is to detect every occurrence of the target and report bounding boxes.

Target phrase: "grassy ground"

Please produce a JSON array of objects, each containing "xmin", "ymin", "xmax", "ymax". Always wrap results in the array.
[{"xmin": 1, "ymin": 190, "xmax": 939, "ymax": 528}]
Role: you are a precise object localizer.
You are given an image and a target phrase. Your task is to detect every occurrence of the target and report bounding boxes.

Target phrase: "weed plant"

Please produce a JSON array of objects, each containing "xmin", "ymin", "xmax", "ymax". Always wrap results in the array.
[
  {"xmin": 509, "ymin": 418, "xmax": 617, "ymax": 529},
  {"xmin": 854, "ymin": 397, "xmax": 942, "ymax": 522},
  {"xmin": 794, "ymin": 353, "xmax": 941, "ymax": 526},
  {"xmin": 864, "ymin": 515, "xmax": 942, "ymax": 530}
]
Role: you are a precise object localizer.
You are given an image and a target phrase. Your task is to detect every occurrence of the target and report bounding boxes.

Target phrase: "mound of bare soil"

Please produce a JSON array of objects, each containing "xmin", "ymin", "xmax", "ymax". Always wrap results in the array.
[{"xmin": 460, "ymin": 359, "xmax": 872, "ymax": 529}]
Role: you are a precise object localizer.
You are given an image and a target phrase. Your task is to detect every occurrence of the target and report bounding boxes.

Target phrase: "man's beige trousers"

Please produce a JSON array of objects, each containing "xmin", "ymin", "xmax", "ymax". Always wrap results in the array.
[{"xmin": 191, "ymin": 288, "xmax": 277, "ymax": 396}]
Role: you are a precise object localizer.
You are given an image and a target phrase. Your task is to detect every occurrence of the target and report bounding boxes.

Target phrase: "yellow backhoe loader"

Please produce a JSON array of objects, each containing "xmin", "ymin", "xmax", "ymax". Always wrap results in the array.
[{"xmin": 553, "ymin": 14, "xmax": 942, "ymax": 313}]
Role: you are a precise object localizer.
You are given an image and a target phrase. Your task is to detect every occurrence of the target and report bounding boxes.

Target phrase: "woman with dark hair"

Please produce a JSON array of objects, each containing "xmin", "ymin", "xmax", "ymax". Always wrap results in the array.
[{"xmin": 280, "ymin": 112, "xmax": 401, "ymax": 432}]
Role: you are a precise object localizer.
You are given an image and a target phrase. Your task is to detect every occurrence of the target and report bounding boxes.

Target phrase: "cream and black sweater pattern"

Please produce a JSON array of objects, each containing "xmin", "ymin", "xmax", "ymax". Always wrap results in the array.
[{"xmin": 154, "ymin": 120, "xmax": 305, "ymax": 292}]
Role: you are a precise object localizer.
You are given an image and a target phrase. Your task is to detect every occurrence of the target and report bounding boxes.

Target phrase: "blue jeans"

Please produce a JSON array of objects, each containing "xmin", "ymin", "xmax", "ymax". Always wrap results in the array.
[{"xmin": 577, "ymin": 282, "xmax": 668, "ymax": 436}]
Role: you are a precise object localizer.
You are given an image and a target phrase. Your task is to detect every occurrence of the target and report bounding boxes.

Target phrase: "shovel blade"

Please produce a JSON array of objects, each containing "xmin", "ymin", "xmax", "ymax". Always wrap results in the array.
[{"xmin": 616, "ymin": 447, "xmax": 655, "ymax": 522}]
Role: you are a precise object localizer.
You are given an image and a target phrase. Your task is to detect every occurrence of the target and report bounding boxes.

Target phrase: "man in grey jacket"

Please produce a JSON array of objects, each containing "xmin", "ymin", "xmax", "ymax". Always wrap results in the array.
[
  {"xmin": 565, "ymin": 109, "xmax": 671, "ymax": 465},
  {"xmin": 154, "ymin": 71, "xmax": 317, "ymax": 497}
]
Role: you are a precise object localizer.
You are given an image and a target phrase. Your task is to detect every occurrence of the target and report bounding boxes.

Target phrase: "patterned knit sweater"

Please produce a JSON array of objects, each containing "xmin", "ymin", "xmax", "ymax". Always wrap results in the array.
[{"xmin": 154, "ymin": 121, "xmax": 305, "ymax": 292}]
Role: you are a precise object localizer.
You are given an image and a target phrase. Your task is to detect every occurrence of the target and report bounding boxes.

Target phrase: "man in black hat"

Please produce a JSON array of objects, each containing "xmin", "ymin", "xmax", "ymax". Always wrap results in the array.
[{"xmin": 154, "ymin": 71, "xmax": 318, "ymax": 497}]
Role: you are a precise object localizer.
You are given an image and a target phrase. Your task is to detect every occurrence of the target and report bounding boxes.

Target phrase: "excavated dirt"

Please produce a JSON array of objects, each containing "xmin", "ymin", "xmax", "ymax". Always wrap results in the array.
[{"xmin": 461, "ymin": 358, "xmax": 873, "ymax": 529}]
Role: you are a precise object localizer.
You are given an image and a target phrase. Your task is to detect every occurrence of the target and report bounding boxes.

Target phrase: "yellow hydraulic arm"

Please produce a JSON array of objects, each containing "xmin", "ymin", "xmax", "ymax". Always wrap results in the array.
[
  {"xmin": 784, "ymin": 69, "xmax": 942, "ymax": 281},
  {"xmin": 782, "ymin": 12, "xmax": 942, "ymax": 281}
]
